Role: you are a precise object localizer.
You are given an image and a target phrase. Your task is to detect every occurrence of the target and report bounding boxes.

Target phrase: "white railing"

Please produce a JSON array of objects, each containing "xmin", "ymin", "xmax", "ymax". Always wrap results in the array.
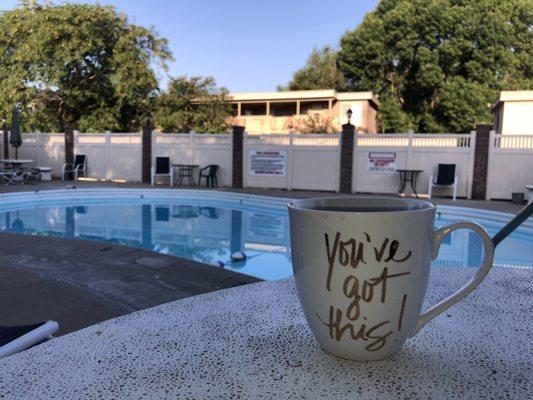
[
  {"xmin": 356, "ymin": 133, "xmax": 471, "ymax": 148},
  {"xmin": 357, "ymin": 134, "xmax": 409, "ymax": 147},
  {"xmin": 493, "ymin": 134, "xmax": 533, "ymax": 149}
]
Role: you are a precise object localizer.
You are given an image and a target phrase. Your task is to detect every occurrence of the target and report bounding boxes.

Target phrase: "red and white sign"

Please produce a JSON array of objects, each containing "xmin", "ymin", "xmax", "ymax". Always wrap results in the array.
[{"xmin": 368, "ymin": 152, "xmax": 396, "ymax": 173}]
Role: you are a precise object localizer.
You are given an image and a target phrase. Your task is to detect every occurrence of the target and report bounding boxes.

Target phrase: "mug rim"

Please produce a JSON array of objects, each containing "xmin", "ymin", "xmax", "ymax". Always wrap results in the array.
[{"xmin": 288, "ymin": 196, "xmax": 437, "ymax": 215}]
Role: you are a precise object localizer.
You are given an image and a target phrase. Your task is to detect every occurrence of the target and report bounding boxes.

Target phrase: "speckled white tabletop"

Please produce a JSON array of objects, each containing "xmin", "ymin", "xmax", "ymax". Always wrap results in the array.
[{"xmin": 0, "ymin": 267, "xmax": 531, "ymax": 399}]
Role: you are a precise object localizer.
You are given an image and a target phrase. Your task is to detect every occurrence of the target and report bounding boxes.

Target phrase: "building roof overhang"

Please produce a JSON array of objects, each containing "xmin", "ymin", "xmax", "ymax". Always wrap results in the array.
[
  {"xmin": 226, "ymin": 90, "xmax": 380, "ymax": 107},
  {"xmin": 491, "ymin": 90, "xmax": 533, "ymax": 111}
]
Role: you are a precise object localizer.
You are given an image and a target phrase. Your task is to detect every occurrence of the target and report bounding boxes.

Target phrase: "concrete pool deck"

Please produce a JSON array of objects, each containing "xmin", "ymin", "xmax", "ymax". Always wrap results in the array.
[
  {"xmin": 0, "ymin": 233, "xmax": 259, "ymax": 336},
  {"xmin": 1, "ymin": 266, "xmax": 531, "ymax": 399},
  {"xmin": 0, "ymin": 181, "xmax": 527, "ymax": 336}
]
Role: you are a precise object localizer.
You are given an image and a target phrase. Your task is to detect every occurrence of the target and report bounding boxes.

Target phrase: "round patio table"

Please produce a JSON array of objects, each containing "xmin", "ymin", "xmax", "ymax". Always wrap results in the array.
[
  {"xmin": 397, "ymin": 168, "xmax": 423, "ymax": 198},
  {"xmin": 0, "ymin": 267, "xmax": 530, "ymax": 399},
  {"xmin": 173, "ymin": 164, "xmax": 199, "ymax": 187}
]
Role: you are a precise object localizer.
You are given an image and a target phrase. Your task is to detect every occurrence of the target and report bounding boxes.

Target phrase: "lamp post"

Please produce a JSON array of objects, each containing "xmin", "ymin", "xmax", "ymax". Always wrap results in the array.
[{"xmin": 346, "ymin": 108, "xmax": 353, "ymax": 125}]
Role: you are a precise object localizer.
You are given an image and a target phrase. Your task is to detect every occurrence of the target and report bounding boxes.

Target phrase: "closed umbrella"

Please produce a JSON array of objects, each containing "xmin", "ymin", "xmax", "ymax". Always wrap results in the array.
[{"xmin": 10, "ymin": 106, "xmax": 22, "ymax": 159}]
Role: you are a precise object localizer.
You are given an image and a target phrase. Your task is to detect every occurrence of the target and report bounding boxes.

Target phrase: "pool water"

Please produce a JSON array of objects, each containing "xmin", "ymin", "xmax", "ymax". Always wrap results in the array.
[{"xmin": 0, "ymin": 197, "xmax": 531, "ymax": 280}]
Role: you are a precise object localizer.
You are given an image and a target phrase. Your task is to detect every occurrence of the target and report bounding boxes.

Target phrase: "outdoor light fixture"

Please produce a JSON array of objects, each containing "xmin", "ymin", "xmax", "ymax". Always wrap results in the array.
[{"xmin": 346, "ymin": 108, "xmax": 353, "ymax": 124}]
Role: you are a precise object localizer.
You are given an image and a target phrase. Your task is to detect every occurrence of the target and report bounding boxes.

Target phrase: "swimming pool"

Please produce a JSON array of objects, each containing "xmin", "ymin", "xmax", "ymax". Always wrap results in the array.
[{"xmin": 0, "ymin": 189, "xmax": 531, "ymax": 280}]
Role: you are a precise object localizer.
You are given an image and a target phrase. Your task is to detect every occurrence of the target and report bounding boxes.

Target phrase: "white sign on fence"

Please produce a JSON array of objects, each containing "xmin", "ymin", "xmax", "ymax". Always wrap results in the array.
[
  {"xmin": 368, "ymin": 152, "xmax": 396, "ymax": 173},
  {"xmin": 246, "ymin": 212, "xmax": 286, "ymax": 241},
  {"xmin": 249, "ymin": 150, "xmax": 286, "ymax": 176}
]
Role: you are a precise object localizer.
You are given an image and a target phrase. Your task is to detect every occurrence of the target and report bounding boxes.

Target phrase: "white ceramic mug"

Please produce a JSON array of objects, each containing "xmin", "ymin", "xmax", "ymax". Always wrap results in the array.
[{"xmin": 288, "ymin": 197, "xmax": 494, "ymax": 361}]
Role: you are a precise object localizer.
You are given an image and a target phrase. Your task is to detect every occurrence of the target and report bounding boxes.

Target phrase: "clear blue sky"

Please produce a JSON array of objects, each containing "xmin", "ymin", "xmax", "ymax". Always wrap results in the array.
[{"xmin": 3, "ymin": 0, "xmax": 378, "ymax": 92}]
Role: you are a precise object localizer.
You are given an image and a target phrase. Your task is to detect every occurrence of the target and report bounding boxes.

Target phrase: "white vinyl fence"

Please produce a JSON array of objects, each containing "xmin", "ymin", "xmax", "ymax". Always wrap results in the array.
[
  {"xmin": 243, "ymin": 132, "xmax": 475, "ymax": 198},
  {"xmin": 5, "ymin": 132, "xmax": 233, "ymax": 184},
  {"xmin": 3, "ymin": 130, "xmax": 532, "ymax": 200},
  {"xmin": 75, "ymin": 132, "xmax": 143, "ymax": 182},
  {"xmin": 486, "ymin": 132, "xmax": 533, "ymax": 200},
  {"xmin": 154, "ymin": 133, "xmax": 232, "ymax": 187},
  {"xmin": 353, "ymin": 133, "xmax": 475, "ymax": 197},
  {"xmin": 15, "ymin": 133, "xmax": 66, "ymax": 175},
  {"xmin": 243, "ymin": 134, "xmax": 340, "ymax": 191}
]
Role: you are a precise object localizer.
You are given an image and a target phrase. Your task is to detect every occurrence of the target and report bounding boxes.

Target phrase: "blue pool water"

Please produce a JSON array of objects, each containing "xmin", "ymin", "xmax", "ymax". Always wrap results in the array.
[{"xmin": 0, "ymin": 192, "xmax": 531, "ymax": 280}]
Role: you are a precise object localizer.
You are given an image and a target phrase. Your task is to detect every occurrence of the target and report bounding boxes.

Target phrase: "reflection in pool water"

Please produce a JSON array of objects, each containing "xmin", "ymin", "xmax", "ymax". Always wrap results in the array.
[{"xmin": 0, "ymin": 201, "xmax": 531, "ymax": 280}]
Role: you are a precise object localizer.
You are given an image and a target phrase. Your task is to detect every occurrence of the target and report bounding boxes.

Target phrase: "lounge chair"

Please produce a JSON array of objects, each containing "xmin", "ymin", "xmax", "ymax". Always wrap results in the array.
[
  {"xmin": 428, "ymin": 163, "xmax": 458, "ymax": 201},
  {"xmin": 0, "ymin": 321, "xmax": 59, "ymax": 359},
  {"xmin": 62, "ymin": 154, "xmax": 87, "ymax": 181},
  {"xmin": 151, "ymin": 157, "xmax": 173, "ymax": 186},
  {"xmin": 198, "ymin": 164, "xmax": 219, "ymax": 188},
  {"xmin": 2, "ymin": 167, "xmax": 37, "ymax": 185},
  {"xmin": 0, "ymin": 167, "xmax": 16, "ymax": 184}
]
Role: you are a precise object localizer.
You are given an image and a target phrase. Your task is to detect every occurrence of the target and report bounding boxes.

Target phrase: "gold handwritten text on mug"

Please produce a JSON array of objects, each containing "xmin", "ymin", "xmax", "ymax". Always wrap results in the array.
[{"xmin": 317, "ymin": 232, "xmax": 412, "ymax": 352}]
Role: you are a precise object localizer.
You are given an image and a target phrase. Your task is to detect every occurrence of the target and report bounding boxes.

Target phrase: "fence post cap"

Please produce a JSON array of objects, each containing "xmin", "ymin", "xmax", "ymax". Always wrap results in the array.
[{"xmin": 341, "ymin": 123, "xmax": 355, "ymax": 134}]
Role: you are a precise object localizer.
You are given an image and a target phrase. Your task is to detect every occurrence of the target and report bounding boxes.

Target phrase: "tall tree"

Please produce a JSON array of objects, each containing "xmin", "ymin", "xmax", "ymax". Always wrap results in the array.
[
  {"xmin": 338, "ymin": 0, "xmax": 533, "ymax": 132},
  {"xmin": 154, "ymin": 76, "xmax": 231, "ymax": 133},
  {"xmin": 280, "ymin": 46, "xmax": 346, "ymax": 91},
  {"xmin": 0, "ymin": 1, "xmax": 171, "ymax": 132}
]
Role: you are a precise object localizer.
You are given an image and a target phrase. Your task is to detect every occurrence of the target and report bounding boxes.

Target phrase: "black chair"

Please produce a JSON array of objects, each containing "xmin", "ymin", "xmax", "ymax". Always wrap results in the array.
[
  {"xmin": 199, "ymin": 165, "xmax": 219, "ymax": 188},
  {"xmin": 155, "ymin": 207, "xmax": 170, "ymax": 222},
  {"xmin": 428, "ymin": 163, "xmax": 458, "ymax": 201},
  {"xmin": 151, "ymin": 157, "xmax": 173, "ymax": 186},
  {"xmin": 62, "ymin": 154, "xmax": 87, "ymax": 181}
]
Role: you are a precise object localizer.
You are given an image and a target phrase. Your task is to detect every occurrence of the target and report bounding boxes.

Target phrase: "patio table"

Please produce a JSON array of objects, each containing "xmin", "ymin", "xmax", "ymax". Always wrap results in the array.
[
  {"xmin": 397, "ymin": 168, "xmax": 423, "ymax": 198},
  {"xmin": 173, "ymin": 164, "xmax": 198, "ymax": 186},
  {"xmin": 0, "ymin": 266, "xmax": 530, "ymax": 399},
  {"xmin": 0, "ymin": 159, "xmax": 33, "ymax": 167}
]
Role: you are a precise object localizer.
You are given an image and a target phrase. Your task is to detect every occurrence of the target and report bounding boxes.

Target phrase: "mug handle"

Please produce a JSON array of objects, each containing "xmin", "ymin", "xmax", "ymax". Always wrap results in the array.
[{"xmin": 410, "ymin": 221, "xmax": 494, "ymax": 337}]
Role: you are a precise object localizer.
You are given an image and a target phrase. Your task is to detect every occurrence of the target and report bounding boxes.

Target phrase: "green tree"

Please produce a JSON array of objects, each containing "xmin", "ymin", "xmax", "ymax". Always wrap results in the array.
[
  {"xmin": 338, "ymin": 0, "xmax": 533, "ymax": 132},
  {"xmin": 154, "ymin": 76, "xmax": 231, "ymax": 133},
  {"xmin": 279, "ymin": 46, "xmax": 346, "ymax": 91},
  {"xmin": 0, "ymin": 1, "xmax": 171, "ymax": 132}
]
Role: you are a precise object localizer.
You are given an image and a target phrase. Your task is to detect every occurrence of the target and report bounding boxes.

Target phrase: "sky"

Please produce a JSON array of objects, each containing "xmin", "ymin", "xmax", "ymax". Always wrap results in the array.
[{"xmin": 2, "ymin": 0, "xmax": 378, "ymax": 92}]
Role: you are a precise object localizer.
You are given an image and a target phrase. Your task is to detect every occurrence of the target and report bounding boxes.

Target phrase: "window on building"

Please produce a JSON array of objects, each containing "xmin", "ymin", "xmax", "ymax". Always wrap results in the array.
[
  {"xmin": 300, "ymin": 101, "xmax": 329, "ymax": 114},
  {"xmin": 230, "ymin": 103, "xmax": 239, "ymax": 116},
  {"xmin": 241, "ymin": 103, "xmax": 267, "ymax": 116},
  {"xmin": 270, "ymin": 102, "xmax": 297, "ymax": 117}
]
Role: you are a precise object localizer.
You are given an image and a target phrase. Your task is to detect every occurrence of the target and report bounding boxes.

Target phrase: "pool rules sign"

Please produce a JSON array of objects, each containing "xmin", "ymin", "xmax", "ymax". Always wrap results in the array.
[
  {"xmin": 249, "ymin": 150, "xmax": 286, "ymax": 176},
  {"xmin": 368, "ymin": 152, "xmax": 396, "ymax": 173}
]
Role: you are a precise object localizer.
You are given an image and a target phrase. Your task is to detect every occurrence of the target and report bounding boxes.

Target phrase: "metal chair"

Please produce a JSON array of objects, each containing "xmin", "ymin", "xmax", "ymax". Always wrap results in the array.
[
  {"xmin": 198, "ymin": 164, "xmax": 219, "ymax": 188},
  {"xmin": 62, "ymin": 154, "xmax": 87, "ymax": 181},
  {"xmin": 428, "ymin": 163, "xmax": 458, "ymax": 201}
]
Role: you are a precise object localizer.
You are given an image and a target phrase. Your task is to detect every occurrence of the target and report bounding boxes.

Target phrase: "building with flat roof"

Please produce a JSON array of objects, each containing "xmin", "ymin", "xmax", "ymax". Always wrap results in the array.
[
  {"xmin": 492, "ymin": 90, "xmax": 533, "ymax": 134},
  {"xmin": 224, "ymin": 90, "xmax": 379, "ymax": 134}
]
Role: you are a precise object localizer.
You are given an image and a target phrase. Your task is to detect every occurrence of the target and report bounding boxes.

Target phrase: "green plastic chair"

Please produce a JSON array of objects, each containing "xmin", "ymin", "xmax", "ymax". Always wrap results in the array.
[{"xmin": 198, "ymin": 164, "xmax": 219, "ymax": 188}]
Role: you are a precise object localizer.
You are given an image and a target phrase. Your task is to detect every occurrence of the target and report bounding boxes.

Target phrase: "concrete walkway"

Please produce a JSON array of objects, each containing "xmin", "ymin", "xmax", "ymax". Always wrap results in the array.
[{"xmin": 0, "ymin": 233, "xmax": 258, "ymax": 336}]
